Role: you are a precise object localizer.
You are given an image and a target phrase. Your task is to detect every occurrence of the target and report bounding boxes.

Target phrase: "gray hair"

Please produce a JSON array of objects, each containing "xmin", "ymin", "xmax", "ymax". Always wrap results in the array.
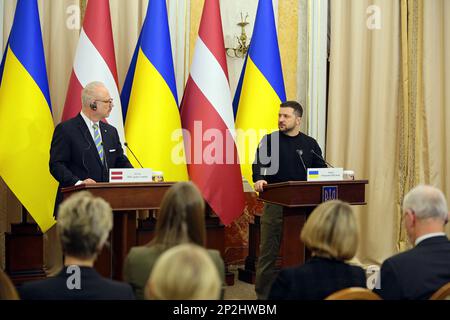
[
  {"xmin": 57, "ymin": 191, "xmax": 113, "ymax": 259},
  {"xmin": 403, "ymin": 185, "xmax": 448, "ymax": 221},
  {"xmin": 81, "ymin": 81, "xmax": 106, "ymax": 108}
]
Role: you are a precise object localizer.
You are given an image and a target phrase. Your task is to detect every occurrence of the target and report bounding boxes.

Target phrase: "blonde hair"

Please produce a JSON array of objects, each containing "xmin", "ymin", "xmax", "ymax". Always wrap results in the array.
[
  {"xmin": 57, "ymin": 191, "xmax": 113, "ymax": 259},
  {"xmin": 0, "ymin": 269, "xmax": 19, "ymax": 300},
  {"xmin": 301, "ymin": 200, "xmax": 358, "ymax": 260},
  {"xmin": 151, "ymin": 182, "xmax": 206, "ymax": 249},
  {"xmin": 145, "ymin": 244, "xmax": 221, "ymax": 300}
]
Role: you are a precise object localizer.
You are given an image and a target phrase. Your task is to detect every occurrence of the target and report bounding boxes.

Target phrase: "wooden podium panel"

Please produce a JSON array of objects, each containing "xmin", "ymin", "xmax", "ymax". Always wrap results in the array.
[
  {"xmin": 63, "ymin": 182, "xmax": 175, "ymax": 210},
  {"xmin": 238, "ymin": 180, "xmax": 368, "ymax": 283},
  {"xmin": 260, "ymin": 180, "xmax": 368, "ymax": 207}
]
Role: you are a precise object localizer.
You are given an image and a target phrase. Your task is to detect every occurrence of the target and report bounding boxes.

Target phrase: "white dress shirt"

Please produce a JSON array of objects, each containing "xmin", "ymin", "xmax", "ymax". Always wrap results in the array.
[
  {"xmin": 80, "ymin": 111, "xmax": 102, "ymax": 143},
  {"xmin": 415, "ymin": 232, "xmax": 447, "ymax": 246}
]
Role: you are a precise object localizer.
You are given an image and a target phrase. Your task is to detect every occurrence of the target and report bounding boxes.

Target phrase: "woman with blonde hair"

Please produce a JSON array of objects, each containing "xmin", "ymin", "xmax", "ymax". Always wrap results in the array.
[
  {"xmin": 145, "ymin": 244, "xmax": 221, "ymax": 300},
  {"xmin": 268, "ymin": 200, "xmax": 366, "ymax": 300},
  {"xmin": 124, "ymin": 182, "xmax": 225, "ymax": 299},
  {"xmin": 0, "ymin": 269, "xmax": 19, "ymax": 300}
]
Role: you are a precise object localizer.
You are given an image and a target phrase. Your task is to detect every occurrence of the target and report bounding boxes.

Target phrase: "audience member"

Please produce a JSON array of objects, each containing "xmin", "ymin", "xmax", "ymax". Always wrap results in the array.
[
  {"xmin": 268, "ymin": 200, "xmax": 366, "ymax": 300},
  {"xmin": 375, "ymin": 185, "xmax": 450, "ymax": 299},
  {"xmin": 124, "ymin": 182, "xmax": 225, "ymax": 299},
  {"xmin": 145, "ymin": 243, "xmax": 221, "ymax": 300},
  {"xmin": 19, "ymin": 191, "xmax": 134, "ymax": 300}
]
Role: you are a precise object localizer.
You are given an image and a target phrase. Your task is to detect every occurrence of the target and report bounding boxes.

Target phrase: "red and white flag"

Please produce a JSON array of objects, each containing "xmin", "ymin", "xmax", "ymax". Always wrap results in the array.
[
  {"xmin": 62, "ymin": 0, "xmax": 125, "ymax": 144},
  {"xmin": 110, "ymin": 171, "xmax": 123, "ymax": 181},
  {"xmin": 180, "ymin": 0, "xmax": 245, "ymax": 225}
]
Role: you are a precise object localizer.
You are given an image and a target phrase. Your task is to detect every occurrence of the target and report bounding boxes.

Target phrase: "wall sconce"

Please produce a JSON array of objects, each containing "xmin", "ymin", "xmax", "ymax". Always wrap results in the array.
[{"xmin": 226, "ymin": 13, "xmax": 251, "ymax": 59}]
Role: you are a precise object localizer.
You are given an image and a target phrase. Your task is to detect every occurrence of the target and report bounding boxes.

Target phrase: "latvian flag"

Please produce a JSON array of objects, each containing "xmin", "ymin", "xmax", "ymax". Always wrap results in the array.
[
  {"xmin": 61, "ymin": 0, "xmax": 125, "ymax": 145},
  {"xmin": 110, "ymin": 171, "xmax": 124, "ymax": 181},
  {"xmin": 180, "ymin": 0, "xmax": 245, "ymax": 225}
]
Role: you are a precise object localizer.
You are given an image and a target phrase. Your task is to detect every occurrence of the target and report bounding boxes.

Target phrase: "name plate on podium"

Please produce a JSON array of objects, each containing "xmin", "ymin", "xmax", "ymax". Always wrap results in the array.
[
  {"xmin": 109, "ymin": 168, "xmax": 153, "ymax": 183},
  {"xmin": 307, "ymin": 168, "xmax": 344, "ymax": 181}
]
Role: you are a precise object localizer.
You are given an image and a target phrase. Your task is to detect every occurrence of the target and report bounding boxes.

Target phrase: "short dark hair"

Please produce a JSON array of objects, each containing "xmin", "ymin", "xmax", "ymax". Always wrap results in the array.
[{"xmin": 280, "ymin": 101, "xmax": 303, "ymax": 117}]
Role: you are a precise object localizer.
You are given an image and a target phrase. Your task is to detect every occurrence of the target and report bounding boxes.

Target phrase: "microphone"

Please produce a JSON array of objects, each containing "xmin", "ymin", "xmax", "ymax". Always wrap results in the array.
[
  {"xmin": 296, "ymin": 149, "xmax": 307, "ymax": 172},
  {"xmin": 310, "ymin": 149, "xmax": 334, "ymax": 168},
  {"xmin": 124, "ymin": 142, "xmax": 144, "ymax": 168}
]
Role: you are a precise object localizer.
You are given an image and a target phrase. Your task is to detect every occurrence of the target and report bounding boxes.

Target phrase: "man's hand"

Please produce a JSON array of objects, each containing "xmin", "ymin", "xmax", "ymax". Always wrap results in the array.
[
  {"xmin": 254, "ymin": 180, "xmax": 268, "ymax": 192},
  {"xmin": 82, "ymin": 178, "xmax": 97, "ymax": 185}
]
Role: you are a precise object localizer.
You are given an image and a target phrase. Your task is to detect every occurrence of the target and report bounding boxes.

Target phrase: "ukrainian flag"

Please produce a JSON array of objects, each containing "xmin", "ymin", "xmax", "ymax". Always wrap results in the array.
[
  {"xmin": 234, "ymin": 0, "xmax": 286, "ymax": 187},
  {"xmin": 0, "ymin": 0, "xmax": 57, "ymax": 232},
  {"xmin": 122, "ymin": 0, "xmax": 188, "ymax": 181},
  {"xmin": 308, "ymin": 170, "xmax": 320, "ymax": 180}
]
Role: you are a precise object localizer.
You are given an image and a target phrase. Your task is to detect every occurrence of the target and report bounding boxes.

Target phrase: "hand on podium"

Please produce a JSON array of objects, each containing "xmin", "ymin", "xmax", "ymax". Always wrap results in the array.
[
  {"xmin": 254, "ymin": 180, "xmax": 268, "ymax": 192},
  {"xmin": 83, "ymin": 178, "xmax": 97, "ymax": 185}
]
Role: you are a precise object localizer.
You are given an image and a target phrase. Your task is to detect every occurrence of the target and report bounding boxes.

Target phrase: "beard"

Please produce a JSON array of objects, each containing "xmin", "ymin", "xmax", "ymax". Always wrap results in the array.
[{"xmin": 279, "ymin": 122, "xmax": 296, "ymax": 134}]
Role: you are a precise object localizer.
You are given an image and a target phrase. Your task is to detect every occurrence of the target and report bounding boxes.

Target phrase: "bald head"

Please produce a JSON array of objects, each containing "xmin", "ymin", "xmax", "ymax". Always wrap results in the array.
[{"xmin": 403, "ymin": 185, "xmax": 448, "ymax": 222}]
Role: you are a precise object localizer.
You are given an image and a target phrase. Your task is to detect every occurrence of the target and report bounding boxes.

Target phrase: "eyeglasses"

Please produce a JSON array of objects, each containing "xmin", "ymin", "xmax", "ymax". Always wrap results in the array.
[{"xmin": 95, "ymin": 98, "xmax": 114, "ymax": 105}]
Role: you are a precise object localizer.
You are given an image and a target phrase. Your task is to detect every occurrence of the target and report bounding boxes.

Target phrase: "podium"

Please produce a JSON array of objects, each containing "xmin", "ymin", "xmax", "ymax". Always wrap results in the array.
[
  {"xmin": 238, "ymin": 180, "xmax": 368, "ymax": 283},
  {"xmin": 61, "ymin": 182, "xmax": 232, "ymax": 283}
]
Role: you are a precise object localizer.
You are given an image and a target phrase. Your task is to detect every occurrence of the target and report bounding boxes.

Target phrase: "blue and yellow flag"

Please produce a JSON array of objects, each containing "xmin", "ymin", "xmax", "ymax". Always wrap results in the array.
[
  {"xmin": 234, "ymin": 0, "xmax": 286, "ymax": 186},
  {"xmin": 121, "ymin": 0, "xmax": 188, "ymax": 181},
  {"xmin": 0, "ymin": 0, "xmax": 57, "ymax": 232}
]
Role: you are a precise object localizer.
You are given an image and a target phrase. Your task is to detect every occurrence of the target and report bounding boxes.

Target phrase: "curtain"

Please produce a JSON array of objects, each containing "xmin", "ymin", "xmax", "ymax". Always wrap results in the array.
[
  {"xmin": 422, "ymin": 0, "xmax": 450, "ymax": 236},
  {"xmin": 327, "ymin": 0, "xmax": 401, "ymax": 265},
  {"xmin": 399, "ymin": 0, "xmax": 450, "ymax": 250},
  {"xmin": 328, "ymin": 0, "xmax": 450, "ymax": 267}
]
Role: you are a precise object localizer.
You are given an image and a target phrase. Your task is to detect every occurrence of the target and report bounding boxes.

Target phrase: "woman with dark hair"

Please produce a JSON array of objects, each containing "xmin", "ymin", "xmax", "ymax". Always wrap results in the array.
[{"xmin": 124, "ymin": 182, "xmax": 225, "ymax": 299}]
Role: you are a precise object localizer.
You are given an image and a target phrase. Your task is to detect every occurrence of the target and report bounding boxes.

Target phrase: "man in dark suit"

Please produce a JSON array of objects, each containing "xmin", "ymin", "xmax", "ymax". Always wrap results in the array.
[
  {"xmin": 19, "ymin": 191, "xmax": 135, "ymax": 300},
  {"xmin": 375, "ymin": 185, "xmax": 450, "ymax": 300},
  {"xmin": 50, "ymin": 81, "xmax": 132, "ymax": 213}
]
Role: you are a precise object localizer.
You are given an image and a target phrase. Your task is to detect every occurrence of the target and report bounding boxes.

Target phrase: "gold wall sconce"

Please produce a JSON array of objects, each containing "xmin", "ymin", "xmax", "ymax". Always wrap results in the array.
[{"xmin": 226, "ymin": 13, "xmax": 251, "ymax": 59}]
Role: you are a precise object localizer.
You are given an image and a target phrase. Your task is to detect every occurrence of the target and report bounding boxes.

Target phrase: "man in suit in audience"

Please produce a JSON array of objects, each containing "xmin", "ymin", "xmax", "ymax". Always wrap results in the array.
[
  {"xmin": 50, "ymin": 81, "xmax": 132, "ymax": 215},
  {"xmin": 375, "ymin": 185, "xmax": 450, "ymax": 300},
  {"xmin": 19, "ymin": 191, "xmax": 135, "ymax": 300}
]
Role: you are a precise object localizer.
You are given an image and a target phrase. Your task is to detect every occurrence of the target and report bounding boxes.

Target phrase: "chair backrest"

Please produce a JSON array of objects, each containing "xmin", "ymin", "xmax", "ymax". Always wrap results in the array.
[
  {"xmin": 430, "ymin": 282, "xmax": 450, "ymax": 300},
  {"xmin": 325, "ymin": 287, "xmax": 382, "ymax": 300}
]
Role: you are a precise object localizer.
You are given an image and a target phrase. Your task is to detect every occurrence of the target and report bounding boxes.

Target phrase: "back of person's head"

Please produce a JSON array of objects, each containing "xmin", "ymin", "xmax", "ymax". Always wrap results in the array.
[
  {"xmin": 301, "ymin": 200, "xmax": 358, "ymax": 260},
  {"xmin": 403, "ymin": 185, "xmax": 448, "ymax": 223},
  {"xmin": 145, "ymin": 244, "xmax": 221, "ymax": 300},
  {"xmin": 0, "ymin": 269, "xmax": 19, "ymax": 300},
  {"xmin": 57, "ymin": 191, "xmax": 113, "ymax": 260},
  {"xmin": 152, "ymin": 182, "xmax": 206, "ymax": 249}
]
